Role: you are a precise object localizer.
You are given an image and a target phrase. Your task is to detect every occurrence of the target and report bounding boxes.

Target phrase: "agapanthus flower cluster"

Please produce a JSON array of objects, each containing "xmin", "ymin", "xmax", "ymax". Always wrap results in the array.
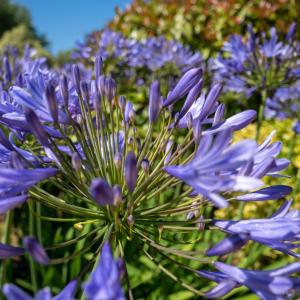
[
  {"xmin": 212, "ymin": 23, "xmax": 300, "ymax": 136},
  {"xmin": 0, "ymin": 49, "xmax": 297, "ymax": 299},
  {"xmin": 72, "ymin": 29, "xmax": 202, "ymax": 91}
]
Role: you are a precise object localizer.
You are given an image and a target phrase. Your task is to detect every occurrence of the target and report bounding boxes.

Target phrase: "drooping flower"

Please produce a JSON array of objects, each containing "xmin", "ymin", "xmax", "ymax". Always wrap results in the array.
[
  {"xmin": 83, "ymin": 242, "xmax": 125, "ymax": 300},
  {"xmin": 3, "ymin": 280, "xmax": 77, "ymax": 300},
  {"xmin": 198, "ymin": 262, "xmax": 300, "ymax": 299},
  {"xmin": 210, "ymin": 200, "xmax": 300, "ymax": 257}
]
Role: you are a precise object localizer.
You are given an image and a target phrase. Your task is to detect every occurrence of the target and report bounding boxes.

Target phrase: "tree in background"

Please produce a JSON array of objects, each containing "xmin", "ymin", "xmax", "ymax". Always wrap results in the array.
[{"xmin": 0, "ymin": 0, "xmax": 48, "ymax": 52}]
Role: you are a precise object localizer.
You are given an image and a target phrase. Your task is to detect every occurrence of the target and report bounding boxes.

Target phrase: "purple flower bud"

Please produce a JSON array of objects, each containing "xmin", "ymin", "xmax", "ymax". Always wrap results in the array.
[
  {"xmin": 124, "ymin": 101, "xmax": 134, "ymax": 124},
  {"xmin": 59, "ymin": 74, "xmax": 69, "ymax": 108},
  {"xmin": 198, "ymin": 215, "xmax": 205, "ymax": 231},
  {"xmin": 72, "ymin": 152, "xmax": 81, "ymax": 172},
  {"xmin": 92, "ymin": 81, "xmax": 101, "ymax": 112},
  {"xmin": 80, "ymin": 81, "xmax": 90, "ymax": 102},
  {"xmin": 213, "ymin": 103, "xmax": 225, "ymax": 126},
  {"xmin": 0, "ymin": 243, "xmax": 25, "ymax": 259},
  {"xmin": 193, "ymin": 120, "xmax": 202, "ymax": 144},
  {"xmin": 89, "ymin": 178, "xmax": 114, "ymax": 206},
  {"xmin": 23, "ymin": 236, "xmax": 50, "ymax": 265},
  {"xmin": 127, "ymin": 215, "xmax": 134, "ymax": 226},
  {"xmin": 286, "ymin": 22, "xmax": 296, "ymax": 42},
  {"xmin": 97, "ymin": 75, "xmax": 106, "ymax": 97},
  {"xmin": 206, "ymin": 234, "xmax": 248, "ymax": 257},
  {"xmin": 114, "ymin": 152, "xmax": 122, "ymax": 169},
  {"xmin": 124, "ymin": 151, "xmax": 137, "ymax": 193},
  {"xmin": 25, "ymin": 109, "xmax": 50, "ymax": 147},
  {"xmin": 164, "ymin": 140, "xmax": 173, "ymax": 165},
  {"xmin": 71, "ymin": 64, "xmax": 81, "ymax": 95},
  {"xmin": 113, "ymin": 185, "xmax": 122, "ymax": 205},
  {"xmin": 186, "ymin": 112, "xmax": 193, "ymax": 129},
  {"xmin": 164, "ymin": 67, "xmax": 203, "ymax": 106},
  {"xmin": 179, "ymin": 79, "xmax": 203, "ymax": 119},
  {"xmin": 105, "ymin": 76, "xmax": 116, "ymax": 101},
  {"xmin": 149, "ymin": 80, "xmax": 161, "ymax": 123},
  {"xmin": 45, "ymin": 83, "xmax": 58, "ymax": 123},
  {"xmin": 95, "ymin": 55, "xmax": 103, "ymax": 80},
  {"xmin": 119, "ymin": 95, "xmax": 126, "ymax": 112},
  {"xmin": 3, "ymin": 56, "xmax": 12, "ymax": 83},
  {"xmin": 141, "ymin": 158, "xmax": 149, "ymax": 173}
]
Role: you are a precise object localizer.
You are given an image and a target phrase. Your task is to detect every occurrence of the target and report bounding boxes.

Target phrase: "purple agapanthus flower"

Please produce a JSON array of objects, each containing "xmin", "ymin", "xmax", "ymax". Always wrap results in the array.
[
  {"xmin": 198, "ymin": 261, "xmax": 300, "ymax": 299},
  {"xmin": 164, "ymin": 130, "xmax": 263, "ymax": 208},
  {"xmin": 83, "ymin": 241, "xmax": 125, "ymax": 300},
  {"xmin": 211, "ymin": 23, "xmax": 300, "ymax": 106},
  {"xmin": 210, "ymin": 200, "xmax": 300, "ymax": 258},
  {"xmin": 3, "ymin": 280, "xmax": 77, "ymax": 300},
  {"xmin": 0, "ymin": 168, "xmax": 57, "ymax": 213}
]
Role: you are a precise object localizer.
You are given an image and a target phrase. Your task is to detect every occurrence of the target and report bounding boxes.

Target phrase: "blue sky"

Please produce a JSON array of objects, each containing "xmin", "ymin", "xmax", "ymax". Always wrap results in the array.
[{"xmin": 13, "ymin": 0, "xmax": 130, "ymax": 54}]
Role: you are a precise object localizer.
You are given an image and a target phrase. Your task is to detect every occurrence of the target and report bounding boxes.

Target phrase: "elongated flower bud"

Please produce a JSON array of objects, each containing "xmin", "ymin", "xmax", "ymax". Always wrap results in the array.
[
  {"xmin": 71, "ymin": 64, "xmax": 81, "ymax": 95},
  {"xmin": 124, "ymin": 101, "xmax": 134, "ymax": 124},
  {"xmin": 89, "ymin": 178, "xmax": 114, "ymax": 206},
  {"xmin": 3, "ymin": 56, "xmax": 11, "ymax": 83},
  {"xmin": 114, "ymin": 152, "xmax": 122, "ymax": 169},
  {"xmin": 179, "ymin": 79, "xmax": 203, "ymax": 119},
  {"xmin": 141, "ymin": 158, "xmax": 149, "ymax": 173},
  {"xmin": 25, "ymin": 109, "xmax": 50, "ymax": 147},
  {"xmin": 213, "ymin": 103, "xmax": 225, "ymax": 126},
  {"xmin": 80, "ymin": 81, "xmax": 90, "ymax": 102},
  {"xmin": 59, "ymin": 74, "xmax": 69, "ymax": 108},
  {"xmin": 125, "ymin": 151, "xmax": 137, "ymax": 193},
  {"xmin": 94, "ymin": 55, "xmax": 103, "ymax": 80},
  {"xmin": 193, "ymin": 119, "xmax": 202, "ymax": 144},
  {"xmin": 113, "ymin": 185, "xmax": 122, "ymax": 206},
  {"xmin": 45, "ymin": 83, "xmax": 58, "ymax": 123},
  {"xmin": 206, "ymin": 234, "xmax": 248, "ymax": 257},
  {"xmin": 164, "ymin": 140, "xmax": 173, "ymax": 165},
  {"xmin": 164, "ymin": 67, "xmax": 203, "ymax": 106},
  {"xmin": 97, "ymin": 75, "xmax": 106, "ymax": 97},
  {"xmin": 105, "ymin": 76, "xmax": 116, "ymax": 102},
  {"xmin": 149, "ymin": 80, "xmax": 161, "ymax": 123},
  {"xmin": 23, "ymin": 236, "xmax": 50, "ymax": 265},
  {"xmin": 119, "ymin": 95, "xmax": 126, "ymax": 112},
  {"xmin": 72, "ymin": 152, "xmax": 81, "ymax": 172}
]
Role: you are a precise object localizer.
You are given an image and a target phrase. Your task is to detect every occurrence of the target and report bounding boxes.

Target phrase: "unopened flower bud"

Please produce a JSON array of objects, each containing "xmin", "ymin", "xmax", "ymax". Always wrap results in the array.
[
  {"xmin": 25, "ymin": 109, "xmax": 50, "ymax": 147},
  {"xmin": 71, "ymin": 64, "xmax": 81, "ymax": 95},
  {"xmin": 105, "ymin": 76, "xmax": 116, "ymax": 101},
  {"xmin": 113, "ymin": 185, "xmax": 122, "ymax": 206},
  {"xmin": 149, "ymin": 80, "xmax": 161, "ymax": 123},
  {"xmin": 164, "ymin": 67, "xmax": 203, "ymax": 106},
  {"xmin": 141, "ymin": 158, "xmax": 149, "ymax": 173},
  {"xmin": 23, "ymin": 236, "xmax": 50, "ymax": 265},
  {"xmin": 97, "ymin": 75, "xmax": 106, "ymax": 97},
  {"xmin": 119, "ymin": 95, "xmax": 126, "ymax": 112},
  {"xmin": 59, "ymin": 74, "xmax": 69, "ymax": 108},
  {"xmin": 114, "ymin": 152, "xmax": 122, "ymax": 169},
  {"xmin": 45, "ymin": 83, "xmax": 58, "ymax": 123},
  {"xmin": 127, "ymin": 215, "xmax": 135, "ymax": 227},
  {"xmin": 80, "ymin": 81, "xmax": 90, "ymax": 102},
  {"xmin": 94, "ymin": 55, "xmax": 103, "ymax": 80},
  {"xmin": 89, "ymin": 178, "xmax": 114, "ymax": 206},
  {"xmin": 72, "ymin": 152, "xmax": 81, "ymax": 172},
  {"xmin": 124, "ymin": 151, "xmax": 137, "ymax": 193}
]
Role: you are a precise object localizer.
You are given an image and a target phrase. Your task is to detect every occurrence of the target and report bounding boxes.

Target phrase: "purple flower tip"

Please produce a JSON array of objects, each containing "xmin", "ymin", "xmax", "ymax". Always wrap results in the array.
[
  {"xmin": 89, "ymin": 178, "xmax": 114, "ymax": 206},
  {"xmin": 23, "ymin": 236, "xmax": 50, "ymax": 265}
]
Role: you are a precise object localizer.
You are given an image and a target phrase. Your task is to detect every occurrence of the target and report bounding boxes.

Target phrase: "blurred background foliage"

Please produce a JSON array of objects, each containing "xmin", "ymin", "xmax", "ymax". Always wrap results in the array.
[{"xmin": 106, "ymin": 0, "xmax": 300, "ymax": 57}]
